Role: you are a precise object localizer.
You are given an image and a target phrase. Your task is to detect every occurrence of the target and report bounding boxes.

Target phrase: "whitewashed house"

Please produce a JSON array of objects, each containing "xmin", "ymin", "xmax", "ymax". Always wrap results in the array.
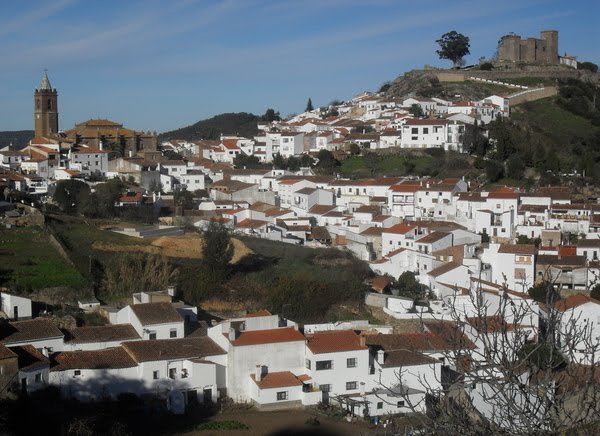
[
  {"xmin": 305, "ymin": 330, "xmax": 370, "ymax": 403},
  {"xmin": 0, "ymin": 319, "xmax": 64, "ymax": 353},
  {"xmin": 114, "ymin": 302, "xmax": 184, "ymax": 340},
  {"xmin": 0, "ymin": 292, "xmax": 32, "ymax": 320}
]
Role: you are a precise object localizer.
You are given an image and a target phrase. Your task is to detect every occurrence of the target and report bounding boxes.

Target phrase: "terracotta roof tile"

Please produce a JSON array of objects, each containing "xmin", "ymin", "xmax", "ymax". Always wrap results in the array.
[
  {"xmin": 9, "ymin": 345, "xmax": 50, "ymax": 371},
  {"xmin": 555, "ymin": 294, "xmax": 600, "ymax": 312},
  {"xmin": 231, "ymin": 327, "xmax": 305, "ymax": 347},
  {"xmin": 251, "ymin": 371, "xmax": 304, "ymax": 389},
  {"xmin": 0, "ymin": 319, "xmax": 63, "ymax": 345},
  {"xmin": 384, "ymin": 223, "xmax": 417, "ymax": 234},
  {"xmin": 306, "ymin": 330, "xmax": 366, "ymax": 354},
  {"xmin": 428, "ymin": 262, "xmax": 462, "ymax": 278},
  {"xmin": 498, "ymin": 244, "xmax": 536, "ymax": 255},
  {"xmin": 66, "ymin": 324, "xmax": 141, "ymax": 344},
  {"xmin": 130, "ymin": 303, "xmax": 183, "ymax": 326},
  {"xmin": 0, "ymin": 344, "xmax": 17, "ymax": 360},
  {"xmin": 51, "ymin": 347, "xmax": 137, "ymax": 371},
  {"xmin": 380, "ymin": 349, "xmax": 439, "ymax": 368},
  {"xmin": 122, "ymin": 337, "xmax": 225, "ymax": 362}
]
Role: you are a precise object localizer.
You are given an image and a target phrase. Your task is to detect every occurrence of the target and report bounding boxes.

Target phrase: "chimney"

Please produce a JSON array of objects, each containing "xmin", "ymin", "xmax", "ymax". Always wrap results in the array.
[
  {"xmin": 41, "ymin": 347, "xmax": 49, "ymax": 358},
  {"xmin": 359, "ymin": 335, "xmax": 366, "ymax": 347},
  {"xmin": 167, "ymin": 285, "xmax": 175, "ymax": 296},
  {"xmin": 360, "ymin": 382, "xmax": 366, "ymax": 396},
  {"xmin": 128, "ymin": 150, "xmax": 133, "ymax": 158},
  {"xmin": 228, "ymin": 327, "xmax": 237, "ymax": 341},
  {"xmin": 255, "ymin": 365, "xmax": 263, "ymax": 382},
  {"xmin": 377, "ymin": 349, "xmax": 385, "ymax": 365}
]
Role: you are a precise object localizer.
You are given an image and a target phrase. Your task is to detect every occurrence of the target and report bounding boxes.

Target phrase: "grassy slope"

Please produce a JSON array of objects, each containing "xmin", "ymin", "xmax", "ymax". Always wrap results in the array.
[
  {"xmin": 511, "ymin": 97, "xmax": 595, "ymax": 146},
  {"xmin": 48, "ymin": 221, "xmax": 150, "ymax": 280},
  {"xmin": 0, "ymin": 226, "xmax": 86, "ymax": 289},
  {"xmin": 229, "ymin": 237, "xmax": 372, "ymax": 324}
]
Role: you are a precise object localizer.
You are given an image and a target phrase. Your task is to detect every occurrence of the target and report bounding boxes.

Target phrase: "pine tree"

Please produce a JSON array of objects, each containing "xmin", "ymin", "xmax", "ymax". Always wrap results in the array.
[{"xmin": 305, "ymin": 98, "xmax": 314, "ymax": 112}]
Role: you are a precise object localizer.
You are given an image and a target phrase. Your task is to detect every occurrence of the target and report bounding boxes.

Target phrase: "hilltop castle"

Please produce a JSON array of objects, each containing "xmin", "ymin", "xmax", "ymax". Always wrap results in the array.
[{"xmin": 497, "ymin": 30, "xmax": 559, "ymax": 65}]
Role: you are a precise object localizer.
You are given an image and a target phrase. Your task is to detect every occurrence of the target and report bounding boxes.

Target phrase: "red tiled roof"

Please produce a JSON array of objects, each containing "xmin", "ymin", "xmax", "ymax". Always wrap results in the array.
[
  {"xmin": 428, "ymin": 262, "xmax": 461, "ymax": 278},
  {"xmin": 221, "ymin": 139, "xmax": 240, "ymax": 150},
  {"xmin": 555, "ymin": 294, "xmax": 600, "ymax": 312},
  {"xmin": 390, "ymin": 184, "xmax": 420, "ymax": 193},
  {"xmin": 51, "ymin": 347, "xmax": 137, "ymax": 371},
  {"xmin": 0, "ymin": 344, "xmax": 17, "ymax": 360},
  {"xmin": 404, "ymin": 119, "xmax": 448, "ymax": 126},
  {"xmin": 119, "ymin": 192, "xmax": 143, "ymax": 203},
  {"xmin": 498, "ymin": 244, "xmax": 536, "ymax": 255},
  {"xmin": 384, "ymin": 223, "xmax": 417, "ymax": 234},
  {"xmin": 251, "ymin": 371, "xmax": 304, "ymax": 389},
  {"xmin": 130, "ymin": 302, "xmax": 183, "ymax": 326},
  {"xmin": 231, "ymin": 327, "xmax": 305, "ymax": 346},
  {"xmin": 236, "ymin": 218, "xmax": 269, "ymax": 229},
  {"xmin": 306, "ymin": 330, "xmax": 367, "ymax": 354},
  {"xmin": 0, "ymin": 319, "xmax": 64, "ymax": 345},
  {"xmin": 9, "ymin": 345, "xmax": 50, "ymax": 371},
  {"xmin": 66, "ymin": 324, "xmax": 141, "ymax": 344}
]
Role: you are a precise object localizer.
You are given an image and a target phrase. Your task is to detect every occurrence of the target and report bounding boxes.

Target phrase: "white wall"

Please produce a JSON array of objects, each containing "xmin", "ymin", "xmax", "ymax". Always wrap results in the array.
[
  {"xmin": 306, "ymin": 348, "xmax": 370, "ymax": 397},
  {"xmin": 0, "ymin": 293, "xmax": 32, "ymax": 320}
]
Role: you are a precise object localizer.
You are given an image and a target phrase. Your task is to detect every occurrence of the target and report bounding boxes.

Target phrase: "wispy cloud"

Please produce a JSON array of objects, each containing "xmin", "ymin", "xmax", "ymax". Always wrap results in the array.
[{"xmin": 0, "ymin": 0, "xmax": 78, "ymax": 37}]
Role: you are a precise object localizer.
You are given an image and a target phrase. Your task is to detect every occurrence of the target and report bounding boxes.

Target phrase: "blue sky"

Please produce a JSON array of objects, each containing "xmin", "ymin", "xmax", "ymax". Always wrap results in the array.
[{"xmin": 0, "ymin": 0, "xmax": 598, "ymax": 133}]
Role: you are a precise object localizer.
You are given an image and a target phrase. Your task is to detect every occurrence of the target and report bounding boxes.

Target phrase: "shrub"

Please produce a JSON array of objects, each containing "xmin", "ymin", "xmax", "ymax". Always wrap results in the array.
[
  {"xmin": 197, "ymin": 420, "xmax": 249, "ymax": 431},
  {"xmin": 479, "ymin": 62, "xmax": 494, "ymax": 71}
]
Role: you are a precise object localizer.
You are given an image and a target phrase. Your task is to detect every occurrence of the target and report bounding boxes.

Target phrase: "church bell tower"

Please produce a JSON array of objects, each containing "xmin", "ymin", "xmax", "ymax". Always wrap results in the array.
[{"xmin": 34, "ymin": 70, "xmax": 59, "ymax": 138}]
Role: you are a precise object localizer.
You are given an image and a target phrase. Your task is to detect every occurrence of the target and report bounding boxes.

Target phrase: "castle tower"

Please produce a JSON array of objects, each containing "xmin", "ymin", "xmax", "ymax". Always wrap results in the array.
[
  {"xmin": 33, "ymin": 70, "xmax": 59, "ymax": 138},
  {"xmin": 540, "ymin": 30, "xmax": 559, "ymax": 64}
]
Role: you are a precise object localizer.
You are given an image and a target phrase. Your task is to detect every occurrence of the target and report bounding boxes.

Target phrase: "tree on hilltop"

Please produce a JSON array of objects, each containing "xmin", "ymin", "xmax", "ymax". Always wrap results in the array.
[
  {"xmin": 305, "ymin": 98, "xmax": 314, "ymax": 112},
  {"xmin": 436, "ymin": 31, "xmax": 470, "ymax": 68}
]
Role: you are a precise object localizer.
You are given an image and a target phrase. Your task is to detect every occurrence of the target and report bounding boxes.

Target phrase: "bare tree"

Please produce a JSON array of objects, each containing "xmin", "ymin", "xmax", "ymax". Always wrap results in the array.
[
  {"xmin": 102, "ymin": 252, "xmax": 177, "ymax": 299},
  {"xmin": 377, "ymin": 277, "xmax": 600, "ymax": 435}
]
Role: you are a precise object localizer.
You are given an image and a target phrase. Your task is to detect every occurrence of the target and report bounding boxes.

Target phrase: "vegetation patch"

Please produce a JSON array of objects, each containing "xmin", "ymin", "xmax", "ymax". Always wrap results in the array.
[
  {"xmin": 197, "ymin": 420, "xmax": 250, "ymax": 431},
  {"xmin": 0, "ymin": 226, "xmax": 86, "ymax": 291}
]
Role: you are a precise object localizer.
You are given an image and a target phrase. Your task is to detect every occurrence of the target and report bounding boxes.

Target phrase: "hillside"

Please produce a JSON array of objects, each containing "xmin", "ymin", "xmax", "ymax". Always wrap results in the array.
[
  {"xmin": 159, "ymin": 112, "xmax": 260, "ymax": 141},
  {"xmin": 384, "ymin": 70, "xmax": 519, "ymax": 101},
  {"xmin": 0, "ymin": 130, "xmax": 34, "ymax": 149}
]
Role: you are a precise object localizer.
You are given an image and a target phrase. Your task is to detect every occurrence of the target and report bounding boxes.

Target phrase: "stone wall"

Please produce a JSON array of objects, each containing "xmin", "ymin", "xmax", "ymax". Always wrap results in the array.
[{"xmin": 508, "ymin": 87, "xmax": 558, "ymax": 106}]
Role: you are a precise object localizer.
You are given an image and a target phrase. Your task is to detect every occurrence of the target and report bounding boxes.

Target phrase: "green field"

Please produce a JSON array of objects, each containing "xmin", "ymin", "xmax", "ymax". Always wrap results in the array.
[
  {"xmin": 0, "ymin": 226, "xmax": 87, "ymax": 290},
  {"xmin": 47, "ymin": 220, "xmax": 150, "ymax": 279},
  {"xmin": 512, "ymin": 97, "xmax": 595, "ymax": 145}
]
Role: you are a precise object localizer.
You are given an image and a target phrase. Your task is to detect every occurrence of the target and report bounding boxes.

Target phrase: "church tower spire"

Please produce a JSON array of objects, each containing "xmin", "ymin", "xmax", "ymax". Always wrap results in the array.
[{"xmin": 34, "ymin": 70, "xmax": 59, "ymax": 138}]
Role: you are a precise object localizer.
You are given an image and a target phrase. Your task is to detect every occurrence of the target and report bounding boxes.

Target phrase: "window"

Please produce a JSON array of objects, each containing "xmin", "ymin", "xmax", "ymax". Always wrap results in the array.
[
  {"xmin": 411, "ymin": 128, "xmax": 418, "ymax": 134},
  {"xmin": 347, "ymin": 358, "xmax": 357, "ymax": 368},
  {"xmin": 74, "ymin": 370, "xmax": 81, "ymax": 377},
  {"xmin": 170, "ymin": 329, "xmax": 177, "ymax": 338},
  {"xmin": 169, "ymin": 368, "xmax": 177, "ymax": 379},
  {"xmin": 377, "ymin": 402, "xmax": 383, "ymax": 409},
  {"xmin": 316, "ymin": 360, "xmax": 333, "ymax": 370},
  {"xmin": 305, "ymin": 359, "xmax": 311, "ymax": 370},
  {"xmin": 346, "ymin": 381, "xmax": 357, "ymax": 390},
  {"xmin": 153, "ymin": 370, "xmax": 159, "ymax": 380},
  {"xmin": 320, "ymin": 384, "xmax": 331, "ymax": 392},
  {"xmin": 276, "ymin": 391, "xmax": 288, "ymax": 401},
  {"xmin": 397, "ymin": 400, "xmax": 405, "ymax": 407},
  {"xmin": 35, "ymin": 373, "xmax": 42, "ymax": 383},
  {"xmin": 423, "ymin": 128, "xmax": 429, "ymax": 134},
  {"xmin": 149, "ymin": 331, "xmax": 157, "ymax": 340},
  {"xmin": 181, "ymin": 369, "xmax": 188, "ymax": 378}
]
